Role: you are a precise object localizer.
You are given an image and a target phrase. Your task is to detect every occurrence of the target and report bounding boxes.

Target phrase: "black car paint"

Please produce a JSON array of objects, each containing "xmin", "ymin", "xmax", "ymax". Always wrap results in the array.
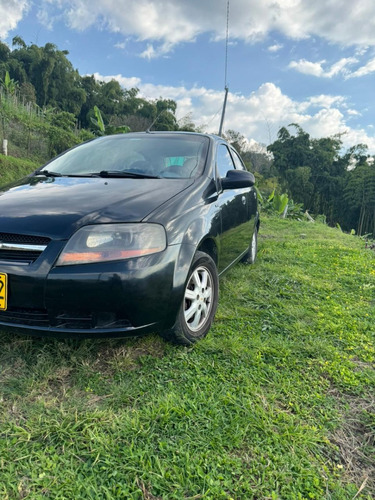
[
  {"xmin": 0, "ymin": 133, "xmax": 259, "ymax": 338},
  {"xmin": 0, "ymin": 176, "xmax": 194, "ymax": 239}
]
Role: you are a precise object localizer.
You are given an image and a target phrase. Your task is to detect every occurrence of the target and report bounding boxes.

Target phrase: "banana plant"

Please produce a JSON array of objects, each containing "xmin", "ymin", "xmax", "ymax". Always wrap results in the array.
[
  {"xmin": 268, "ymin": 189, "xmax": 289, "ymax": 215},
  {"xmin": 90, "ymin": 105, "xmax": 130, "ymax": 135},
  {"xmin": 90, "ymin": 105, "xmax": 106, "ymax": 134},
  {"xmin": 0, "ymin": 71, "xmax": 17, "ymax": 95}
]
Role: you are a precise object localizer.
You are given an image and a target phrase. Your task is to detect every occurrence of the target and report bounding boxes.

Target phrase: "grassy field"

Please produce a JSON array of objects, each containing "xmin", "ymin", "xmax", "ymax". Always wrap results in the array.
[
  {"xmin": 0, "ymin": 154, "xmax": 39, "ymax": 185},
  {"xmin": 0, "ymin": 217, "xmax": 374, "ymax": 499}
]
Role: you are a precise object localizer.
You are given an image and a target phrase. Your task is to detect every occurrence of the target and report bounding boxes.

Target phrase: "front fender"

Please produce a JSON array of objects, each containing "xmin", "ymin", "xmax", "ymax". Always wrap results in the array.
[
  {"xmin": 163, "ymin": 211, "xmax": 222, "ymax": 330},
  {"xmin": 163, "ymin": 242, "xmax": 197, "ymax": 330}
]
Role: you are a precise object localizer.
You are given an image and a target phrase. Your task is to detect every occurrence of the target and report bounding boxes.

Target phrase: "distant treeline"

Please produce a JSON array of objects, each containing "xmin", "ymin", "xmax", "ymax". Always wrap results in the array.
[{"xmin": 266, "ymin": 124, "xmax": 375, "ymax": 236}]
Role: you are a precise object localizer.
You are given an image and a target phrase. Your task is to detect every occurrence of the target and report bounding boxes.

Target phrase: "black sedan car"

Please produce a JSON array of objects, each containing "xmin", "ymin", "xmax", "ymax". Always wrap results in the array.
[{"xmin": 0, "ymin": 132, "xmax": 259, "ymax": 344}]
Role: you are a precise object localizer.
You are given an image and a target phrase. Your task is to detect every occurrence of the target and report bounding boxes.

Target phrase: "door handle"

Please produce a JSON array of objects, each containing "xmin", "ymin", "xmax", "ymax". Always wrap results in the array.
[{"xmin": 241, "ymin": 196, "xmax": 246, "ymax": 205}]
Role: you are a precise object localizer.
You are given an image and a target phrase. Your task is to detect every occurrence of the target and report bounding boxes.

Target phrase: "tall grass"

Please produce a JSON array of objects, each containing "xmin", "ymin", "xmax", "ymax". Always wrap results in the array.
[{"xmin": 0, "ymin": 154, "xmax": 39, "ymax": 184}]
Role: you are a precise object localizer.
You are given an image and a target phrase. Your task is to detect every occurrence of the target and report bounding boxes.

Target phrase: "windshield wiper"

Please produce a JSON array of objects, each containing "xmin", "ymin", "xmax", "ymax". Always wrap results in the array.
[
  {"xmin": 36, "ymin": 170, "xmax": 160, "ymax": 179},
  {"xmin": 96, "ymin": 170, "xmax": 160, "ymax": 179},
  {"xmin": 37, "ymin": 170, "xmax": 63, "ymax": 177}
]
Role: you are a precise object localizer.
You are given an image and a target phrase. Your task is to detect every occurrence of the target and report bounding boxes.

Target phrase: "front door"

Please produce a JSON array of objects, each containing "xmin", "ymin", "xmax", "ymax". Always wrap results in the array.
[{"xmin": 215, "ymin": 144, "xmax": 251, "ymax": 273}]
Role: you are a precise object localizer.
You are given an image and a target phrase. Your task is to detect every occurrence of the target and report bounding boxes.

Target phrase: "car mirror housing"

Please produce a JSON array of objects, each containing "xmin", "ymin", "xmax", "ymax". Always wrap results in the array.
[{"xmin": 221, "ymin": 169, "xmax": 255, "ymax": 190}]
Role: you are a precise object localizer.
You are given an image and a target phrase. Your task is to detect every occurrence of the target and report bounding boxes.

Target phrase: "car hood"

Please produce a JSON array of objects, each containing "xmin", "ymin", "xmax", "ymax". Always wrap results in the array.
[{"xmin": 0, "ymin": 176, "xmax": 194, "ymax": 239}]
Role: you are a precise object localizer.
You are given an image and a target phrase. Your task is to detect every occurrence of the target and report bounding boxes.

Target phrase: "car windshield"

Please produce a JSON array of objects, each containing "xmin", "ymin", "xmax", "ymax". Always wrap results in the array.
[{"xmin": 38, "ymin": 134, "xmax": 210, "ymax": 179}]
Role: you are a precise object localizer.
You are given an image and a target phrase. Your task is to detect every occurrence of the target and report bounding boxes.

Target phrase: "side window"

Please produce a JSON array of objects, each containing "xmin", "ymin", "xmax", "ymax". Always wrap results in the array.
[
  {"xmin": 231, "ymin": 150, "xmax": 246, "ymax": 171},
  {"xmin": 216, "ymin": 144, "xmax": 235, "ymax": 178}
]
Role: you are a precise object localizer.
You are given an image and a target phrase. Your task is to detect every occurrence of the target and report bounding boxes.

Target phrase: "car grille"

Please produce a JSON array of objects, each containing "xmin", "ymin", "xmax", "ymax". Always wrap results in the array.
[
  {"xmin": 0, "ymin": 233, "xmax": 50, "ymax": 264},
  {"xmin": 0, "ymin": 307, "xmax": 132, "ymax": 330},
  {"xmin": 54, "ymin": 312, "xmax": 132, "ymax": 330},
  {"xmin": 0, "ymin": 307, "xmax": 50, "ymax": 327}
]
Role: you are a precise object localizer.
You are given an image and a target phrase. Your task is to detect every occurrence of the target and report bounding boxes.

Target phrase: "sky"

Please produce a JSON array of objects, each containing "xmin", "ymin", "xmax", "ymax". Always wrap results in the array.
[{"xmin": 1, "ymin": 0, "xmax": 375, "ymax": 153}]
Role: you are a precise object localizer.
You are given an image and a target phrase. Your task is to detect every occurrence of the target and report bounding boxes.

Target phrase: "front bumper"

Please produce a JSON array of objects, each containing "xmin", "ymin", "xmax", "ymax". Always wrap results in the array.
[
  {"xmin": 0, "ymin": 243, "xmax": 193, "ymax": 338},
  {"xmin": 0, "ymin": 318, "xmax": 158, "ymax": 339}
]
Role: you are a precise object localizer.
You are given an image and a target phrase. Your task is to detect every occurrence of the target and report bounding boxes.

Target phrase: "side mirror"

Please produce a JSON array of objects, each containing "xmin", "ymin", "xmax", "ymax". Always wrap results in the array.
[{"xmin": 221, "ymin": 169, "xmax": 255, "ymax": 190}]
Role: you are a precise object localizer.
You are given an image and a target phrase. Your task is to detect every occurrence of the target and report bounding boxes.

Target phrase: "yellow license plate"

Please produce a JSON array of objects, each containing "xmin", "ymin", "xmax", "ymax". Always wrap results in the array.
[{"xmin": 0, "ymin": 273, "xmax": 7, "ymax": 311}]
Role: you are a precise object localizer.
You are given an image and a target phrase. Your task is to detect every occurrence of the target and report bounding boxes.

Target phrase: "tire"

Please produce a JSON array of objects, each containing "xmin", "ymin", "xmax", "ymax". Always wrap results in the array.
[
  {"xmin": 241, "ymin": 227, "xmax": 258, "ymax": 265},
  {"xmin": 162, "ymin": 251, "xmax": 219, "ymax": 345}
]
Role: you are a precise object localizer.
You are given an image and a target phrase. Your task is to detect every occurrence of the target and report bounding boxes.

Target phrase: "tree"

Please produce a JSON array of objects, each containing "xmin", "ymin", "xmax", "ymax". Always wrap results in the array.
[
  {"xmin": 177, "ymin": 113, "xmax": 197, "ymax": 132},
  {"xmin": 46, "ymin": 110, "xmax": 80, "ymax": 156},
  {"xmin": 18, "ymin": 82, "xmax": 37, "ymax": 104},
  {"xmin": 0, "ymin": 42, "xmax": 11, "ymax": 79},
  {"xmin": 224, "ymin": 129, "xmax": 247, "ymax": 155},
  {"xmin": 242, "ymin": 144, "xmax": 274, "ymax": 177},
  {"xmin": 12, "ymin": 36, "xmax": 27, "ymax": 50},
  {"xmin": 132, "ymin": 97, "xmax": 177, "ymax": 131},
  {"xmin": 343, "ymin": 145, "xmax": 375, "ymax": 235},
  {"xmin": 9, "ymin": 41, "xmax": 86, "ymax": 113},
  {"xmin": 0, "ymin": 71, "xmax": 18, "ymax": 148},
  {"xmin": 268, "ymin": 124, "xmax": 346, "ymax": 223}
]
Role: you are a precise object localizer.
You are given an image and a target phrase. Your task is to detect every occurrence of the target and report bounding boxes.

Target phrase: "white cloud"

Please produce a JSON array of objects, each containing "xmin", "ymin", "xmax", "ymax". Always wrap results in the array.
[
  {"xmin": 0, "ymin": 0, "xmax": 29, "ymax": 39},
  {"xmin": 36, "ymin": 0, "xmax": 375, "ymax": 56},
  {"xmin": 268, "ymin": 43, "xmax": 283, "ymax": 53},
  {"xmin": 289, "ymin": 59, "xmax": 325, "ymax": 77},
  {"xmin": 301, "ymin": 108, "xmax": 346, "ymax": 137},
  {"xmin": 92, "ymin": 73, "xmax": 375, "ymax": 153},
  {"xmin": 355, "ymin": 46, "xmax": 369, "ymax": 56},
  {"xmin": 289, "ymin": 55, "xmax": 375, "ymax": 80},
  {"xmin": 304, "ymin": 95, "xmax": 346, "ymax": 109},
  {"xmin": 139, "ymin": 44, "xmax": 156, "ymax": 60},
  {"xmin": 347, "ymin": 109, "xmax": 361, "ymax": 116},
  {"xmin": 91, "ymin": 72, "xmax": 141, "ymax": 89},
  {"xmin": 289, "ymin": 57, "xmax": 358, "ymax": 78},
  {"xmin": 346, "ymin": 57, "xmax": 375, "ymax": 78},
  {"xmin": 41, "ymin": 0, "xmax": 200, "ymax": 46},
  {"xmin": 140, "ymin": 42, "xmax": 174, "ymax": 60},
  {"xmin": 329, "ymin": 57, "xmax": 359, "ymax": 77}
]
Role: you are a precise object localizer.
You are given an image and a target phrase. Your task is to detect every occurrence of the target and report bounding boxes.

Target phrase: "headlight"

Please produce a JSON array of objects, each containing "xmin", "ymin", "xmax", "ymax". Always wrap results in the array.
[{"xmin": 56, "ymin": 223, "xmax": 167, "ymax": 266}]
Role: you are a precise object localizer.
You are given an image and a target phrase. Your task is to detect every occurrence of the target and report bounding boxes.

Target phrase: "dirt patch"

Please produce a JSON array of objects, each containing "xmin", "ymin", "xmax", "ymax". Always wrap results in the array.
[
  {"xmin": 136, "ymin": 480, "xmax": 164, "ymax": 500},
  {"xmin": 94, "ymin": 336, "xmax": 166, "ymax": 374},
  {"xmin": 0, "ymin": 356, "xmax": 27, "ymax": 383},
  {"xmin": 350, "ymin": 357, "xmax": 374, "ymax": 372},
  {"xmin": 259, "ymin": 234, "xmax": 276, "ymax": 239},
  {"xmin": 329, "ymin": 390, "xmax": 375, "ymax": 497}
]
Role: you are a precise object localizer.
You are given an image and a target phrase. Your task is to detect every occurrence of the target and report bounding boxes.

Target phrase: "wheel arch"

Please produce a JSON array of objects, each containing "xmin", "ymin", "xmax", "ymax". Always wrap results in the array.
[
  {"xmin": 197, "ymin": 237, "xmax": 218, "ymax": 267},
  {"xmin": 162, "ymin": 249, "xmax": 219, "ymax": 345}
]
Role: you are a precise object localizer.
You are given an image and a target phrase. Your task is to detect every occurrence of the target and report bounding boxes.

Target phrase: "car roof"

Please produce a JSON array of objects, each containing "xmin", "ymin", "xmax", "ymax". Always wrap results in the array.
[{"xmin": 118, "ymin": 131, "xmax": 225, "ymax": 143}]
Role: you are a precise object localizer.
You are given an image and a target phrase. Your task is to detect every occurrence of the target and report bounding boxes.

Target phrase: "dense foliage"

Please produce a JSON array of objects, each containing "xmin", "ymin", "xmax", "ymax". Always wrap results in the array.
[
  {"xmin": 267, "ymin": 124, "xmax": 375, "ymax": 236},
  {"xmin": 0, "ymin": 37, "xmax": 183, "ymax": 132}
]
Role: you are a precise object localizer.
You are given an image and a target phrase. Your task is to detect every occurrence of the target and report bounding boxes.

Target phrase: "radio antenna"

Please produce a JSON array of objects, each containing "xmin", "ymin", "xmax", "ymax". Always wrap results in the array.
[{"xmin": 218, "ymin": 0, "xmax": 230, "ymax": 136}]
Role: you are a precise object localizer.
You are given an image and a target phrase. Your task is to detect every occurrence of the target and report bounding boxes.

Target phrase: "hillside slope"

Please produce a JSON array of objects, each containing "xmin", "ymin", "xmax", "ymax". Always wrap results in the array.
[
  {"xmin": 0, "ymin": 154, "xmax": 39, "ymax": 185},
  {"xmin": 0, "ymin": 217, "xmax": 374, "ymax": 499}
]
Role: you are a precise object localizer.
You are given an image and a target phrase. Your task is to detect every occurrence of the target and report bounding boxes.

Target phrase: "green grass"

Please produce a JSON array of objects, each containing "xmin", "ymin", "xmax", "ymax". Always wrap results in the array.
[
  {"xmin": 0, "ymin": 216, "xmax": 374, "ymax": 499},
  {"xmin": 0, "ymin": 154, "xmax": 39, "ymax": 185}
]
